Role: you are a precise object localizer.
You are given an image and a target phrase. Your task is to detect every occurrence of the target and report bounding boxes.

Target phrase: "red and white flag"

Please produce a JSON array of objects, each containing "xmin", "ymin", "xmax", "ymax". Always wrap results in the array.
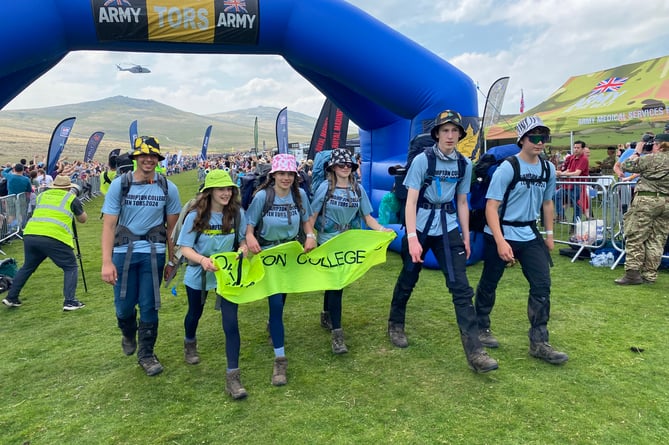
[{"xmin": 520, "ymin": 89, "xmax": 525, "ymax": 113}]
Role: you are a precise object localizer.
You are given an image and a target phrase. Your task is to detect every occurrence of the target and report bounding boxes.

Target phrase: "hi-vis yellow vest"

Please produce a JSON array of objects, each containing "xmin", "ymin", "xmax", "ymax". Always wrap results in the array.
[{"xmin": 23, "ymin": 189, "xmax": 76, "ymax": 248}]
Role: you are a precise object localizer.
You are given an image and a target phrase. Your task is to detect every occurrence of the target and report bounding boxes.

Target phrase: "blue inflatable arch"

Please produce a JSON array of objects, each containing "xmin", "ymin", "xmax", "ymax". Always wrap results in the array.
[
  {"xmin": 1, "ymin": 0, "xmax": 478, "ymax": 207},
  {"xmin": 3, "ymin": 0, "xmax": 484, "ymax": 266}
]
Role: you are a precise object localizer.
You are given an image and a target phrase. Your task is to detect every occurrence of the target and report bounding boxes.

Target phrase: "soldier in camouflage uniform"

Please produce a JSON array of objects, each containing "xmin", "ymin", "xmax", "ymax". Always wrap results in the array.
[
  {"xmin": 615, "ymin": 133, "xmax": 669, "ymax": 285},
  {"xmin": 596, "ymin": 147, "xmax": 616, "ymax": 176}
]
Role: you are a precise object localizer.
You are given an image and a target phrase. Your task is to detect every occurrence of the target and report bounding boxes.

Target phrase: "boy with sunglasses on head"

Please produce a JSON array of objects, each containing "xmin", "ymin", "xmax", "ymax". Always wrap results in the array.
[{"xmin": 474, "ymin": 116, "xmax": 568, "ymax": 365}]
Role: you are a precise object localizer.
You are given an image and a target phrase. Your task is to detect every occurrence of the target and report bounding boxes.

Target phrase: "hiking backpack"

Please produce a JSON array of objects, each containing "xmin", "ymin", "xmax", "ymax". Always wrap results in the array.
[
  {"xmin": 119, "ymin": 170, "xmax": 169, "ymax": 203},
  {"xmin": 388, "ymin": 133, "xmax": 467, "ymax": 227},
  {"xmin": 240, "ymin": 163, "xmax": 271, "ymax": 210},
  {"xmin": 310, "ymin": 149, "xmax": 332, "ymax": 196},
  {"xmin": 469, "ymin": 143, "xmax": 551, "ymax": 232}
]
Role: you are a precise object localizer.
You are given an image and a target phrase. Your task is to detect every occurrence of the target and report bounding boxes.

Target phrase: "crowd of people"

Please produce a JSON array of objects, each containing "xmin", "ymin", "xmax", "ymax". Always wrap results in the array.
[{"xmin": 2, "ymin": 115, "xmax": 669, "ymax": 401}]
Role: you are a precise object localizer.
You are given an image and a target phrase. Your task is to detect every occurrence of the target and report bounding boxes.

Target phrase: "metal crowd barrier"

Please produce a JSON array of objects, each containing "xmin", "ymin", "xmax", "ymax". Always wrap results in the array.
[
  {"xmin": 0, "ymin": 193, "xmax": 28, "ymax": 254},
  {"xmin": 547, "ymin": 175, "xmax": 669, "ymax": 269},
  {"xmin": 551, "ymin": 176, "xmax": 612, "ymax": 261}
]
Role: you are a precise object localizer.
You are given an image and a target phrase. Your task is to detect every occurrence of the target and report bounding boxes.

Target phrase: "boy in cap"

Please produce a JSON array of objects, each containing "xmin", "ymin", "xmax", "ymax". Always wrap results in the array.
[
  {"xmin": 101, "ymin": 136, "xmax": 182, "ymax": 376},
  {"xmin": 387, "ymin": 109, "xmax": 498, "ymax": 373},
  {"xmin": 2, "ymin": 175, "xmax": 88, "ymax": 310},
  {"xmin": 474, "ymin": 116, "xmax": 568, "ymax": 365}
]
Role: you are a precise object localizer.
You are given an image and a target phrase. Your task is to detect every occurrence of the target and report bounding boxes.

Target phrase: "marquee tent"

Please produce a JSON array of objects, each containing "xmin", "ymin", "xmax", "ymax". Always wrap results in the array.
[{"xmin": 487, "ymin": 55, "xmax": 669, "ymax": 140}]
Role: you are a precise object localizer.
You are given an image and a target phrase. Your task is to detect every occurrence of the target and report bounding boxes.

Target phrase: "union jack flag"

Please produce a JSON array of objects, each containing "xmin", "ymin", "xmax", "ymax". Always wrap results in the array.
[
  {"xmin": 103, "ymin": 0, "xmax": 132, "ymax": 6},
  {"xmin": 223, "ymin": 0, "xmax": 248, "ymax": 13},
  {"xmin": 590, "ymin": 76, "xmax": 628, "ymax": 95}
]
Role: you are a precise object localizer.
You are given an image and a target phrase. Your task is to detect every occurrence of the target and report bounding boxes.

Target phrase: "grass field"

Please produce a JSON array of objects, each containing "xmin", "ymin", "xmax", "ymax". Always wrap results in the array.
[{"xmin": 1, "ymin": 170, "xmax": 668, "ymax": 444}]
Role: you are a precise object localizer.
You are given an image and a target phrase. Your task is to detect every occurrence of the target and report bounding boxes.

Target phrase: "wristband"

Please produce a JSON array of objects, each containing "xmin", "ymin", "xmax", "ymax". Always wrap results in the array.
[
  {"xmin": 306, "ymin": 233, "xmax": 317, "ymax": 240},
  {"xmin": 407, "ymin": 232, "xmax": 417, "ymax": 239},
  {"xmin": 167, "ymin": 261, "xmax": 176, "ymax": 267},
  {"xmin": 545, "ymin": 230, "xmax": 553, "ymax": 235}
]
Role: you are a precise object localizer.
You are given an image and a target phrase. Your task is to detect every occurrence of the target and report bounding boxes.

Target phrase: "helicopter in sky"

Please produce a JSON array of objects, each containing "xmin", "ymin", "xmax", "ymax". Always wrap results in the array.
[{"xmin": 116, "ymin": 63, "xmax": 151, "ymax": 74}]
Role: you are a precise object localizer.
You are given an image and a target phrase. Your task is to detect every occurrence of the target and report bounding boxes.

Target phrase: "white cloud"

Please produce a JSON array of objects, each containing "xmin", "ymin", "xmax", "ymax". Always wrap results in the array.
[{"xmin": 3, "ymin": 0, "xmax": 669, "ymax": 120}]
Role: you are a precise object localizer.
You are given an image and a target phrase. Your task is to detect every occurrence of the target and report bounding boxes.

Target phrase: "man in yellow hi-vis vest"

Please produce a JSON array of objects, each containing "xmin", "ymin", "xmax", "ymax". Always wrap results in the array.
[{"xmin": 2, "ymin": 175, "xmax": 88, "ymax": 311}]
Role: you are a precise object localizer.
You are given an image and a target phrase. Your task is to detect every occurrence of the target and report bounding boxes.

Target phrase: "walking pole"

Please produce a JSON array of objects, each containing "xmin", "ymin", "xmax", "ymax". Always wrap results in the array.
[{"xmin": 72, "ymin": 219, "xmax": 88, "ymax": 293}]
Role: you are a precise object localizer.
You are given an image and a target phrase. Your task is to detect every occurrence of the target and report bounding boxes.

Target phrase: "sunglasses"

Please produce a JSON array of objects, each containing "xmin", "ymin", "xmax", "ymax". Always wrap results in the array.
[
  {"xmin": 336, "ymin": 163, "xmax": 353, "ymax": 168},
  {"xmin": 527, "ymin": 134, "xmax": 550, "ymax": 144}
]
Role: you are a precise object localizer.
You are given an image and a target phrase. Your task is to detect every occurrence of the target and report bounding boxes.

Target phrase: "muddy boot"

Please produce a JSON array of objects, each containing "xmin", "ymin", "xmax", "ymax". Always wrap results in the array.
[
  {"xmin": 271, "ymin": 357, "xmax": 288, "ymax": 386},
  {"xmin": 117, "ymin": 314, "xmax": 137, "ymax": 356},
  {"xmin": 225, "ymin": 369, "xmax": 248, "ymax": 400},
  {"xmin": 184, "ymin": 339, "xmax": 200, "ymax": 365},
  {"xmin": 614, "ymin": 270, "xmax": 643, "ymax": 285},
  {"xmin": 331, "ymin": 328, "xmax": 348, "ymax": 354},
  {"xmin": 320, "ymin": 311, "xmax": 333, "ymax": 330},
  {"xmin": 387, "ymin": 321, "xmax": 408, "ymax": 348},
  {"xmin": 529, "ymin": 342, "xmax": 568, "ymax": 365},
  {"xmin": 478, "ymin": 328, "xmax": 499, "ymax": 349},
  {"xmin": 461, "ymin": 334, "xmax": 498, "ymax": 373},
  {"xmin": 137, "ymin": 321, "xmax": 163, "ymax": 376}
]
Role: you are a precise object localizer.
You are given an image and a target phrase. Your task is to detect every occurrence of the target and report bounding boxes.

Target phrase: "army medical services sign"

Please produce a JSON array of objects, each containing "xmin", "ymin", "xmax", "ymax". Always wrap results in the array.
[{"xmin": 92, "ymin": 0, "xmax": 259, "ymax": 45}]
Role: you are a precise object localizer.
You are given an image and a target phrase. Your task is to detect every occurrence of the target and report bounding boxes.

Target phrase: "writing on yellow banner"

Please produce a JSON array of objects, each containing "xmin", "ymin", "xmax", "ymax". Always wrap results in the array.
[{"xmin": 212, "ymin": 230, "xmax": 395, "ymax": 304}]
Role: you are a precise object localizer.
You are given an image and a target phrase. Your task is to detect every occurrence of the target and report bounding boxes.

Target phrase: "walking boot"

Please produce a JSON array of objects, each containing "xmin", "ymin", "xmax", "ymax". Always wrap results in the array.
[
  {"xmin": 271, "ymin": 357, "xmax": 288, "ymax": 386},
  {"xmin": 466, "ymin": 350, "xmax": 499, "ymax": 373},
  {"xmin": 137, "ymin": 321, "xmax": 163, "ymax": 376},
  {"xmin": 320, "ymin": 311, "xmax": 333, "ymax": 330},
  {"xmin": 614, "ymin": 270, "xmax": 643, "ymax": 285},
  {"xmin": 331, "ymin": 328, "xmax": 348, "ymax": 354},
  {"xmin": 529, "ymin": 342, "xmax": 569, "ymax": 365},
  {"xmin": 461, "ymin": 334, "xmax": 498, "ymax": 373},
  {"xmin": 184, "ymin": 340, "xmax": 200, "ymax": 365},
  {"xmin": 117, "ymin": 315, "xmax": 137, "ymax": 356},
  {"xmin": 387, "ymin": 321, "xmax": 408, "ymax": 348},
  {"xmin": 225, "ymin": 369, "xmax": 248, "ymax": 400},
  {"xmin": 478, "ymin": 328, "xmax": 499, "ymax": 348}
]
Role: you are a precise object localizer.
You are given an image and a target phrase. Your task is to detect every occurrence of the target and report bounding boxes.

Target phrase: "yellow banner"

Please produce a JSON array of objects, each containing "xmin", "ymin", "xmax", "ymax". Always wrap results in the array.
[{"xmin": 212, "ymin": 230, "xmax": 396, "ymax": 304}]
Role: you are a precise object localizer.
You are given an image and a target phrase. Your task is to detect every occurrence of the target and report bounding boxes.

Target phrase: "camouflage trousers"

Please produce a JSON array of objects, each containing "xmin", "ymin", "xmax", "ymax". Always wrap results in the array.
[{"xmin": 623, "ymin": 195, "xmax": 669, "ymax": 281}]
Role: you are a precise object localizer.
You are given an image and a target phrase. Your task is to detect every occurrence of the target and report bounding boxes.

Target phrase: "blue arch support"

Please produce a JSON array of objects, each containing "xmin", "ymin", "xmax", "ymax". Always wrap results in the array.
[{"xmin": 0, "ymin": 0, "xmax": 479, "ymax": 247}]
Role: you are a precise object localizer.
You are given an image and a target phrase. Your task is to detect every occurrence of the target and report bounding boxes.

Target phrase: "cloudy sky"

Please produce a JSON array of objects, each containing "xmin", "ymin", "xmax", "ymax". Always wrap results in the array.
[{"xmin": 5, "ymin": 0, "xmax": 669, "ymax": 120}]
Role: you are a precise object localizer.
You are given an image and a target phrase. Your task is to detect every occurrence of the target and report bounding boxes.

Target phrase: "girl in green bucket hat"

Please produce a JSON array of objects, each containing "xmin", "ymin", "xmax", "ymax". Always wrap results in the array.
[{"xmin": 176, "ymin": 168, "xmax": 250, "ymax": 400}]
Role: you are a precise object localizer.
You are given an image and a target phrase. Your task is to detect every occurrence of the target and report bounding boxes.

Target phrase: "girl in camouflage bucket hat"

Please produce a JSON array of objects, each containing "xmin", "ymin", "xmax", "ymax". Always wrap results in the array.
[{"xmin": 310, "ymin": 148, "xmax": 392, "ymax": 354}]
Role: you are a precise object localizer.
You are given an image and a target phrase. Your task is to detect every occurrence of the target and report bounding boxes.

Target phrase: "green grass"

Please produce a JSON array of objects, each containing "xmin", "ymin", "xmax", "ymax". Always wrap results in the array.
[{"xmin": 1, "ymin": 170, "xmax": 668, "ymax": 444}]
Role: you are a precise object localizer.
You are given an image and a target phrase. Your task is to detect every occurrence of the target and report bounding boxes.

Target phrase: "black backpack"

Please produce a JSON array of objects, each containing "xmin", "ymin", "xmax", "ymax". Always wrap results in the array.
[
  {"xmin": 240, "ymin": 163, "xmax": 271, "ymax": 210},
  {"xmin": 0, "ymin": 178, "xmax": 8, "ymax": 197},
  {"xmin": 470, "ymin": 151, "xmax": 551, "ymax": 232},
  {"xmin": 388, "ymin": 133, "xmax": 467, "ymax": 226}
]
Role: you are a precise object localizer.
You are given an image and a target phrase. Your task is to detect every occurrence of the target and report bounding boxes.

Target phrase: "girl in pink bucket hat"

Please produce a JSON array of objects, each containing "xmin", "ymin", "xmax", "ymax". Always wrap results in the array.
[{"xmin": 245, "ymin": 152, "xmax": 316, "ymax": 386}]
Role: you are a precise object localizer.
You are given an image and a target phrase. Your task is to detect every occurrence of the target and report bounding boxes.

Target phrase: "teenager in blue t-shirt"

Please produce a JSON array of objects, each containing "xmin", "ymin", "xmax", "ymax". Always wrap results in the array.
[
  {"xmin": 388, "ymin": 110, "xmax": 498, "ymax": 374},
  {"xmin": 310, "ymin": 148, "xmax": 391, "ymax": 354},
  {"xmin": 177, "ymin": 169, "xmax": 249, "ymax": 399},
  {"xmin": 101, "ymin": 136, "xmax": 181, "ymax": 376},
  {"xmin": 474, "ymin": 116, "xmax": 568, "ymax": 366},
  {"xmin": 245, "ymin": 153, "xmax": 316, "ymax": 387}
]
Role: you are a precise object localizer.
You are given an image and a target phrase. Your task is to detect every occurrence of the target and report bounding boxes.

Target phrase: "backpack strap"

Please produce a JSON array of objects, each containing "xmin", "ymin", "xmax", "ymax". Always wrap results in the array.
[{"xmin": 499, "ymin": 156, "xmax": 521, "ymax": 222}]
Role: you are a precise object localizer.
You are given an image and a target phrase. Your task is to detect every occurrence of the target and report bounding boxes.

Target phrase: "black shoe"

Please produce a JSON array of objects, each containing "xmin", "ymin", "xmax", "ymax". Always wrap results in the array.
[
  {"xmin": 63, "ymin": 300, "xmax": 85, "ymax": 311},
  {"xmin": 2, "ymin": 297, "xmax": 22, "ymax": 307}
]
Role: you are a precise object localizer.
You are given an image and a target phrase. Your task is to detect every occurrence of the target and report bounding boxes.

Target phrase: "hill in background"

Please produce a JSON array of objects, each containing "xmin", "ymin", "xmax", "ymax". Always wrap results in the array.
[{"xmin": 0, "ymin": 96, "xmax": 318, "ymax": 165}]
